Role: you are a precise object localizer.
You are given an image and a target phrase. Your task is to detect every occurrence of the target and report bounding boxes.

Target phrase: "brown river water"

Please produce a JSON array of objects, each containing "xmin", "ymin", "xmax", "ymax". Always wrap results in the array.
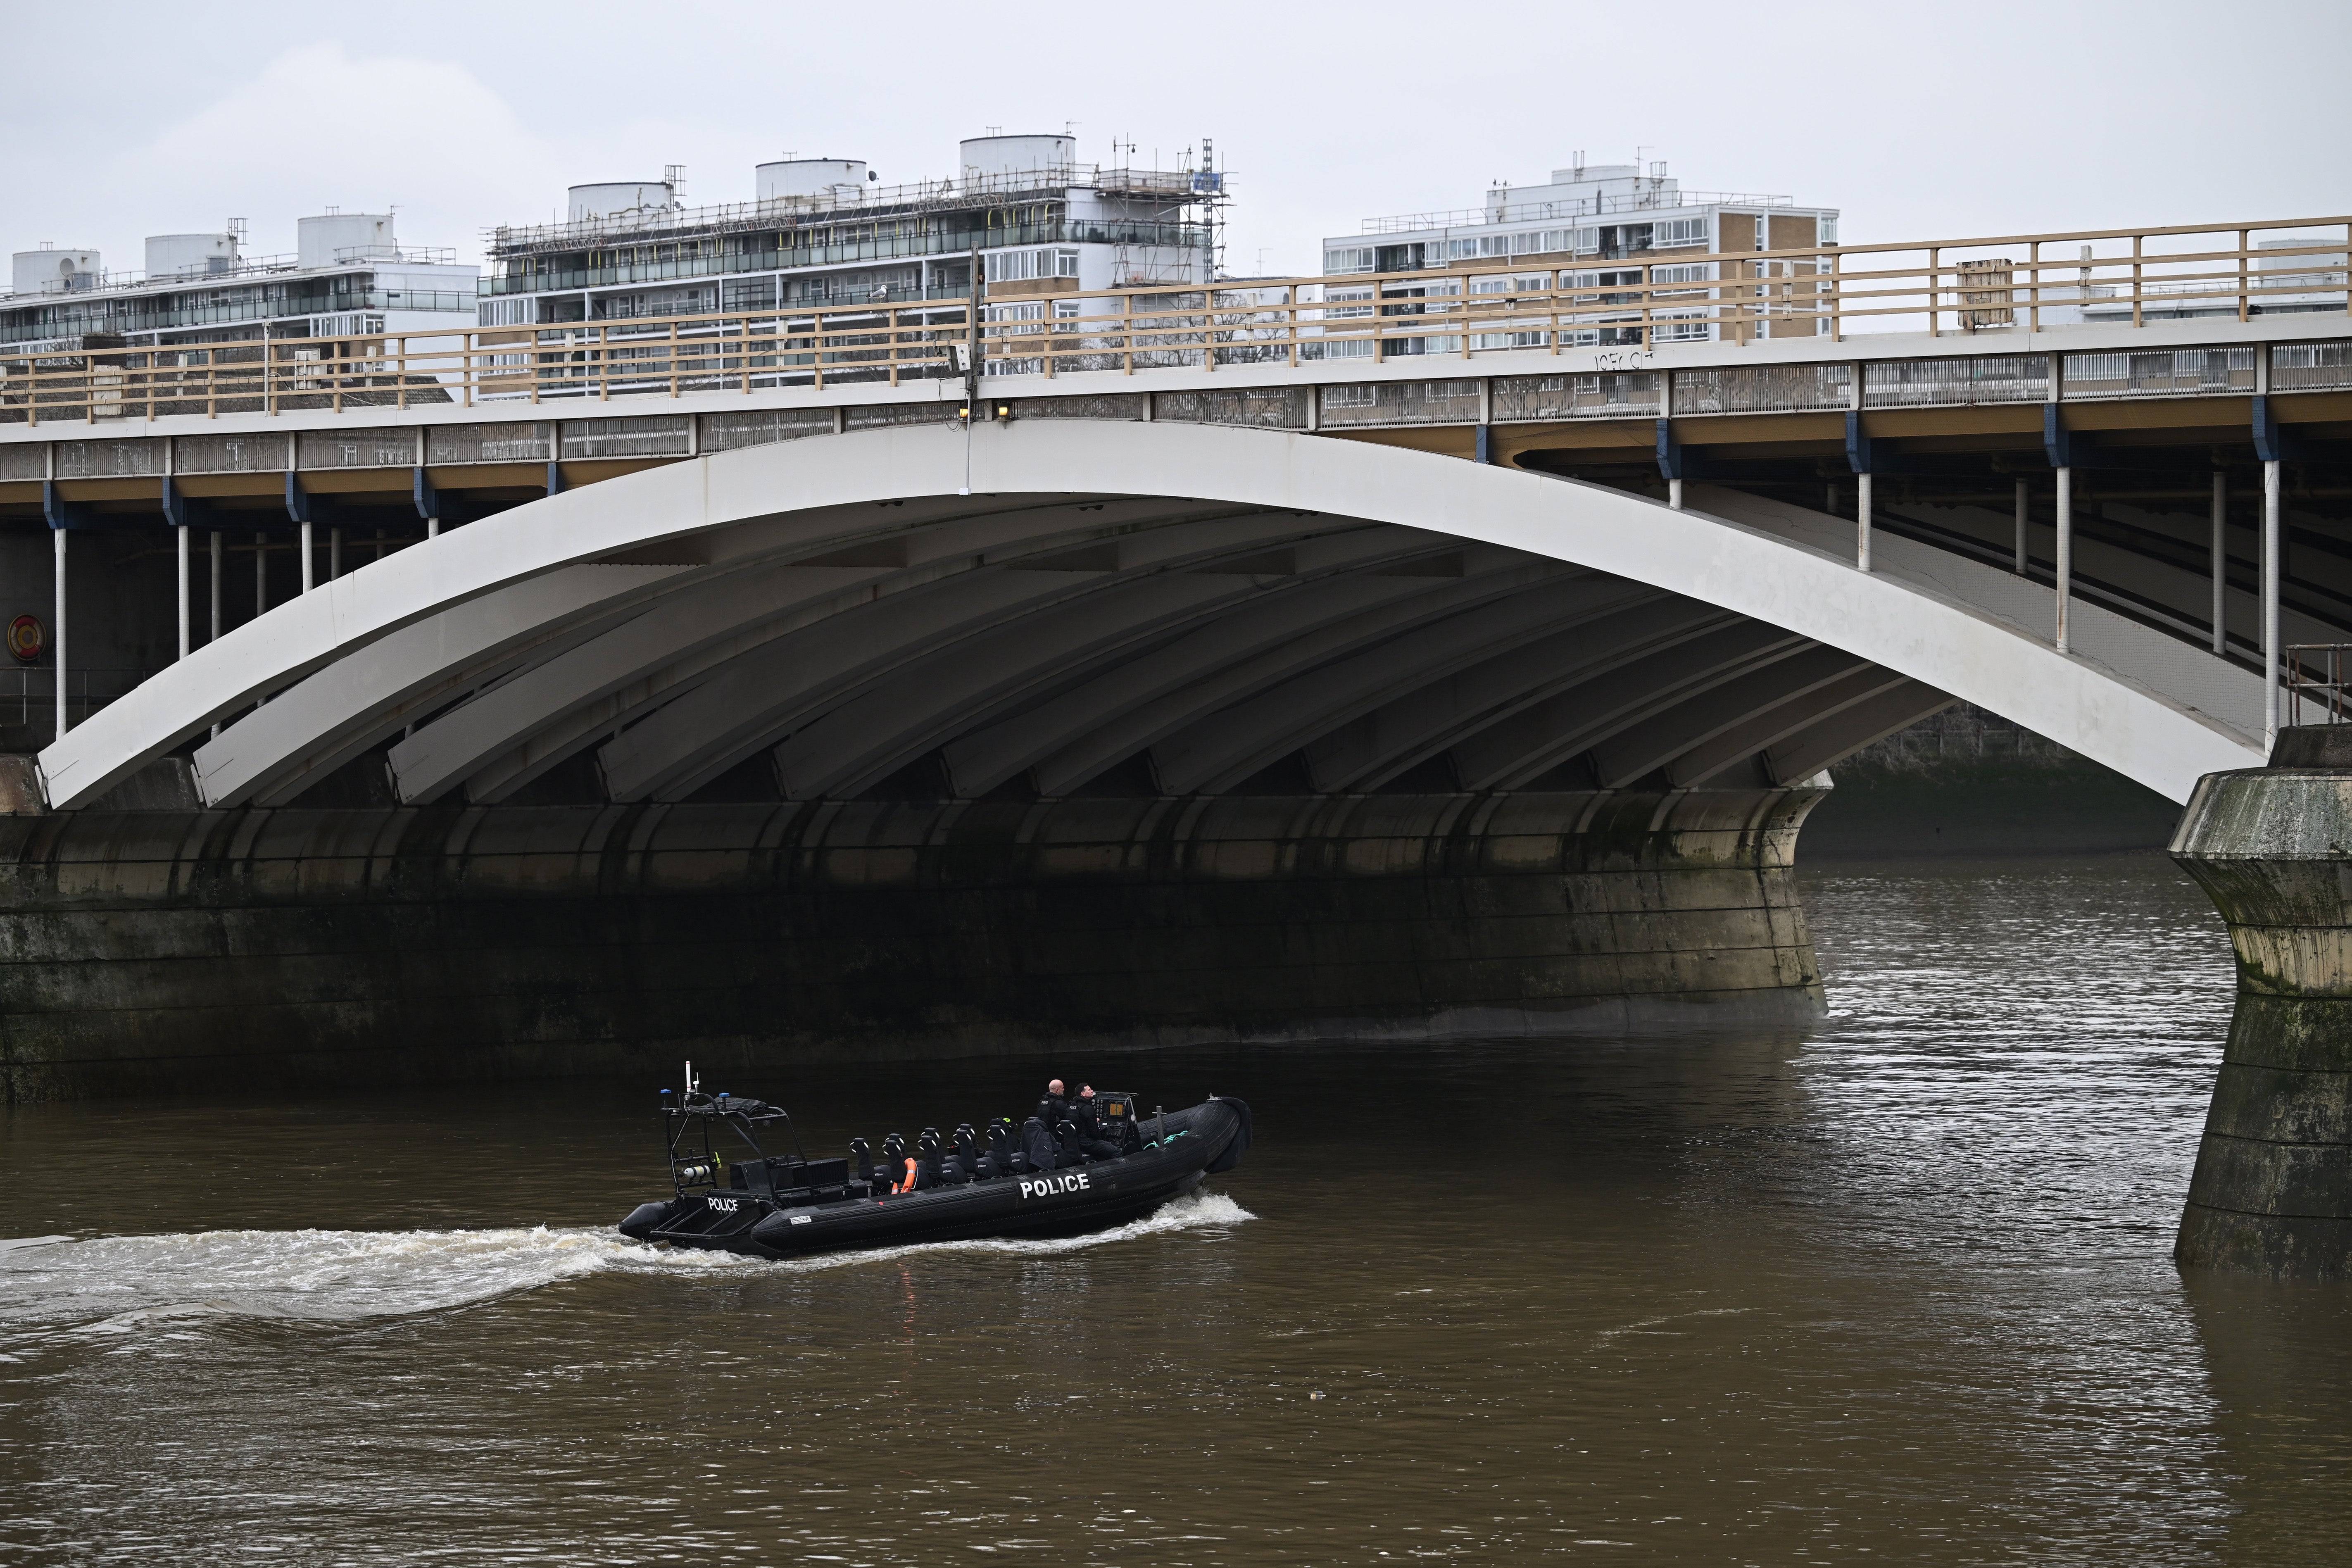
[{"xmin": 3, "ymin": 854, "xmax": 2348, "ymax": 1565}]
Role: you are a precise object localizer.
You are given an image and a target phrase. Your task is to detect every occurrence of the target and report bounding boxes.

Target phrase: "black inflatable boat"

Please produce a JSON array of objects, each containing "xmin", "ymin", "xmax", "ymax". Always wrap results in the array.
[{"xmin": 617, "ymin": 1070, "xmax": 1252, "ymax": 1259}]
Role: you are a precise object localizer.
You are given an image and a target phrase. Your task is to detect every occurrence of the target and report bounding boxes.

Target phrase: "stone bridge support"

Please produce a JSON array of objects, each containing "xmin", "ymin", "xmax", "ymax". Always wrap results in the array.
[
  {"xmin": 2171, "ymin": 732, "xmax": 2352, "ymax": 1278},
  {"xmin": 0, "ymin": 786, "xmax": 1824, "ymax": 1102}
]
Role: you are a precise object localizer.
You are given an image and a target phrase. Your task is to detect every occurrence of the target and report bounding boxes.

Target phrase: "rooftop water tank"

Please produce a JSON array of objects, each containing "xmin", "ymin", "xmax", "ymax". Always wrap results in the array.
[
  {"xmin": 757, "ymin": 159, "xmax": 868, "ymax": 201},
  {"xmin": 145, "ymin": 233, "xmax": 239, "ymax": 278},
  {"xmin": 10, "ymin": 247, "xmax": 100, "ymax": 296},
  {"xmin": 566, "ymin": 182, "xmax": 676, "ymax": 224},
  {"xmin": 298, "ymin": 213, "xmax": 397, "ymax": 268},
  {"xmin": 958, "ymin": 134, "xmax": 1076, "ymax": 185}
]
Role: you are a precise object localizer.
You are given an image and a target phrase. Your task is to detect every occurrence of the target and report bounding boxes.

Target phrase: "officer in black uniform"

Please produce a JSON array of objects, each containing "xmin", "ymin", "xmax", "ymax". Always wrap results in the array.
[
  {"xmin": 1037, "ymin": 1078, "xmax": 1071, "ymax": 1128},
  {"xmin": 1072, "ymin": 1085, "xmax": 1121, "ymax": 1160}
]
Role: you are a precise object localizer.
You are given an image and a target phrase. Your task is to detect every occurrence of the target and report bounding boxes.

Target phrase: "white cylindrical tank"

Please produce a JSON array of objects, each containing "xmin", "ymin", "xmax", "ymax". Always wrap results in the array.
[
  {"xmin": 298, "ymin": 213, "xmax": 397, "ymax": 268},
  {"xmin": 958, "ymin": 135, "xmax": 1076, "ymax": 185},
  {"xmin": 145, "ymin": 233, "xmax": 239, "ymax": 278},
  {"xmin": 10, "ymin": 248, "xmax": 100, "ymax": 295},
  {"xmin": 566, "ymin": 182, "xmax": 676, "ymax": 224},
  {"xmin": 756, "ymin": 159, "xmax": 868, "ymax": 201}
]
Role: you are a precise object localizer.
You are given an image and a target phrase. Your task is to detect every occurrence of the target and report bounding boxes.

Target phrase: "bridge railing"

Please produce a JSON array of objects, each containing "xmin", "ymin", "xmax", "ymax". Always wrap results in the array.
[
  {"xmin": 2, "ymin": 216, "xmax": 2344, "ymax": 427},
  {"xmin": 2, "ymin": 666, "xmax": 159, "ymax": 733},
  {"xmin": 2285, "ymin": 645, "xmax": 2352, "ymax": 725}
]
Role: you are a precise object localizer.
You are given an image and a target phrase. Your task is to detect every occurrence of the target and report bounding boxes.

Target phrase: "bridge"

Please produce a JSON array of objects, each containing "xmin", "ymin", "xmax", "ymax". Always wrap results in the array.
[
  {"xmin": 4, "ymin": 210, "xmax": 2352, "ymax": 1275},
  {"xmin": 7, "ymin": 214, "xmax": 2343, "ymax": 806}
]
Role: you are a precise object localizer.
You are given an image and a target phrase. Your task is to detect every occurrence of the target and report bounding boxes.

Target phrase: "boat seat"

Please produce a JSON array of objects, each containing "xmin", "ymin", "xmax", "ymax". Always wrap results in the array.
[{"xmin": 1022, "ymin": 1116, "xmax": 1059, "ymax": 1173}]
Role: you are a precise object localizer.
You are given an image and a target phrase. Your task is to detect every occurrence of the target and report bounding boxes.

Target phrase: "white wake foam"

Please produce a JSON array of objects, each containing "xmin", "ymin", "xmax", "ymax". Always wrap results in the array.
[{"xmin": 0, "ymin": 1190, "xmax": 1253, "ymax": 1344}]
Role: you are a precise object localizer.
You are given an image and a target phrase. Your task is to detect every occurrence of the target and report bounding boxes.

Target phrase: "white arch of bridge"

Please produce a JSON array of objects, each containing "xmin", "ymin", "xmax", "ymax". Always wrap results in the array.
[{"xmin": 34, "ymin": 420, "xmax": 2262, "ymax": 813}]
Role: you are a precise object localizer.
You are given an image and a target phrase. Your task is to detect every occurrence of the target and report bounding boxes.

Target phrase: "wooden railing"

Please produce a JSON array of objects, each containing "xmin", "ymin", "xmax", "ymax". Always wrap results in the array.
[{"xmin": 2, "ymin": 217, "xmax": 2345, "ymax": 426}]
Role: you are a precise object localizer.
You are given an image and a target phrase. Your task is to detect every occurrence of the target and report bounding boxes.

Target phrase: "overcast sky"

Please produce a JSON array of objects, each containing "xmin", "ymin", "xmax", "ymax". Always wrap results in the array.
[{"xmin": 4, "ymin": 0, "xmax": 2346, "ymax": 280}]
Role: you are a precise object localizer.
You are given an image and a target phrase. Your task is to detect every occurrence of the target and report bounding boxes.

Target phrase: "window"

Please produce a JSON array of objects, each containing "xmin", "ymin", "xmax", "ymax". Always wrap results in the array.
[
  {"xmin": 1819, "ymin": 218, "xmax": 1839, "ymax": 245},
  {"xmin": 1650, "ymin": 264, "xmax": 1712, "ymax": 285},
  {"xmin": 1324, "ymin": 246, "xmax": 1375, "ymax": 274},
  {"xmin": 1655, "ymin": 217, "xmax": 1707, "ymax": 248},
  {"xmin": 985, "ymin": 247, "xmax": 1080, "ymax": 283}
]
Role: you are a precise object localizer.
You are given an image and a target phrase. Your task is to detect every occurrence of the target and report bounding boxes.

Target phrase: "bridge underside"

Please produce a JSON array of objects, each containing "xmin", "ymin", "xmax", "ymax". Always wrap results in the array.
[{"xmin": 0, "ymin": 418, "xmax": 2290, "ymax": 1096}]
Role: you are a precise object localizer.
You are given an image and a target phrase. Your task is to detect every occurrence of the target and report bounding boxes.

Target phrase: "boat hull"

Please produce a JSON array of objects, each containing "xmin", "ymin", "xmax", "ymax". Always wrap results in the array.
[{"xmin": 622, "ymin": 1097, "xmax": 1249, "ymax": 1259}]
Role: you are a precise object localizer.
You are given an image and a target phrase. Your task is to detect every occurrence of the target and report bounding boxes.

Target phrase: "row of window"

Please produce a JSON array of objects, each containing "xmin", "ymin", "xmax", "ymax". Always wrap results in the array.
[
  {"xmin": 987, "ymin": 249, "xmax": 1082, "ymax": 283},
  {"xmin": 1326, "ymin": 214, "xmax": 1834, "ymax": 275}
]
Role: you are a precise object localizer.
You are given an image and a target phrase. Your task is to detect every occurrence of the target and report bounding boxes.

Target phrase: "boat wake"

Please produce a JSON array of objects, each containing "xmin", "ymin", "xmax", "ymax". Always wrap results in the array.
[{"xmin": 0, "ymin": 1191, "xmax": 1252, "ymax": 1349}]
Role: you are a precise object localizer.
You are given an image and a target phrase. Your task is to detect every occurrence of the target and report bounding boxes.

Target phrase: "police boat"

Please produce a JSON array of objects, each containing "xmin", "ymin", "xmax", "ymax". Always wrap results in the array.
[{"xmin": 616, "ymin": 1066, "xmax": 1252, "ymax": 1259}]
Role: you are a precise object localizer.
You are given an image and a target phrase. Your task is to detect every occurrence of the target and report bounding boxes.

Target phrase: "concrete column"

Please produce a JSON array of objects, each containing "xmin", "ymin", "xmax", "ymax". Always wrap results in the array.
[
  {"xmin": 1856, "ymin": 471, "xmax": 1873, "ymax": 573},
  {"xmin": 52, "ymin": 528, "xmax": 66, "ymax": 742},
  {"xmin": 300, "ymin": 521, "xmax": 315, "ymax": 593},
  {"xmin": 330, "ymin": 526, "xmax": 343, "ymax": 582},
  {"xmin": 427, "ymin": 516, "xmax": 441, "ymax": 540},
  {"xmin": 1825, "ymin": 480, "xmax": 1838, "ymax": 517},
  {"xmin": 2013, "ymin": 477, "xmax": 2029, "ymax": 574},
  {"xmin": 209, "ymin": 531, "xmax": 222, "ymax": 642},
  {"xmin": 2212, "ymin": 472, "xmax": 2228, "ymax": 657},
  {"xmin": 1667, "ymin": 477, "xmax": 1684, "ymax": 510},
  {"xmin": 176, "ymin": 525, "xmax": 190, "ymax": 661},
  {"xmin": 2055, "ymin": 466, "xmax": 2073, "ymax": 654},
  {"xmin": 2264, "ymin": 460, "xmax": 2281, "ymax": 747},
  {"xmin": 2172, "ymin": 740, "xmax": 2352, "ymax": 1278},
  {"xmin": 254, "ymin": 530, "xmax": 269, "ymax": 618}
]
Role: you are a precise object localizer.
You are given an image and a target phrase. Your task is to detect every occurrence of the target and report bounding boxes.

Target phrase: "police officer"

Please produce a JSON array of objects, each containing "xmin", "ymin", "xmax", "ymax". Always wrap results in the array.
[
  {"xmin": 1037, "ymin": 1078, "xmax": 1071, "ymax": 1127},
  {"xmin": 1072, "ymin": 1085, "xmax": 1121, "ymax": 1160}
]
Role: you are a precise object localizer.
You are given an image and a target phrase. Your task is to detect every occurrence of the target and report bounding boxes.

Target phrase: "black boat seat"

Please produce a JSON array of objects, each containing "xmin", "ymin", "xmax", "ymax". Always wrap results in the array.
[{"xmin": 1022, "ymin": 1117, "xmax": 1059, "ymax": 1173}]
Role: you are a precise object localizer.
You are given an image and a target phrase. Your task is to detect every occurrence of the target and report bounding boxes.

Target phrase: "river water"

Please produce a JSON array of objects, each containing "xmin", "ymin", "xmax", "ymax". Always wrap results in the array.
[{"xmin": 3, "ymin": 853, "xmax": 2347, "ymax": 1565}]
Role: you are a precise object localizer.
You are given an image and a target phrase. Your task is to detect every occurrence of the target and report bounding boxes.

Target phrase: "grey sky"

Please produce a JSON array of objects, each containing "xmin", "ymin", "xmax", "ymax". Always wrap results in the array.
[{"xmin": 4, "ymin": 0, "xmax": 2346, "ymax": 280}]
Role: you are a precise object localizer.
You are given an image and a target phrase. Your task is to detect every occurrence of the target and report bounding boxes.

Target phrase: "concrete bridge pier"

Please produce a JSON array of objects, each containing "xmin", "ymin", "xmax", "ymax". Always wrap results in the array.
[
  {"xmin": 0, "ymin": 784, "xmax": 1831, "ymax": 1103},
  {"xmin": 2171, "ymin": 729, "xmax": 2352, "ymax": 1278}
]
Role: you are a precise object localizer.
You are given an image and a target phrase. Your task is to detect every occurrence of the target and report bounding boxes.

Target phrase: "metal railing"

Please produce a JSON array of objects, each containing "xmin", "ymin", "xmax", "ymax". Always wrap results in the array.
[
  {"xmin": 2284, "ymin": 645, "xmax": 2352, "ymax": 725},
  {"xmin": 2, "ymin": 667, "xmax": 159, "ymax": 730},
  {"xmin": 2, "ymin": 215, "xmax": 2346, "ymax": 426},
  {"xmin": 1360, "ymin": 189, "xmax": 1796, "ymax": 234}
]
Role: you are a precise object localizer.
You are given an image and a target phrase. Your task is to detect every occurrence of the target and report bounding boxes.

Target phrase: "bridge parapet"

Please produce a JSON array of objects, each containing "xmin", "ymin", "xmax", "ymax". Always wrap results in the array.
[{"xmin": 1, "ymin": 212, "xmax": 2343, "ymax": 435}]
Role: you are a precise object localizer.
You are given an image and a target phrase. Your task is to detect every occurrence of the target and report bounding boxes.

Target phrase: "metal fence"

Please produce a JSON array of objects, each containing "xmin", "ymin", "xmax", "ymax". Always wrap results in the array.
[
  {"xmin": 1, "ymin": 215, "xmax": 2346, "ymax": 426},
  {"xmin": 2284, "ymin": 646, "xmax": 2352, "ymax": 726}
]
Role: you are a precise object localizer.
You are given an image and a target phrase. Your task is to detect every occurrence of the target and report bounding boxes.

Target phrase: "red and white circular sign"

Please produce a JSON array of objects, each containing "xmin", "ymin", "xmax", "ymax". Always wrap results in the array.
[{"xmin": 7, "ymin": 614, "xmax": 45, "ymax": 665}]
